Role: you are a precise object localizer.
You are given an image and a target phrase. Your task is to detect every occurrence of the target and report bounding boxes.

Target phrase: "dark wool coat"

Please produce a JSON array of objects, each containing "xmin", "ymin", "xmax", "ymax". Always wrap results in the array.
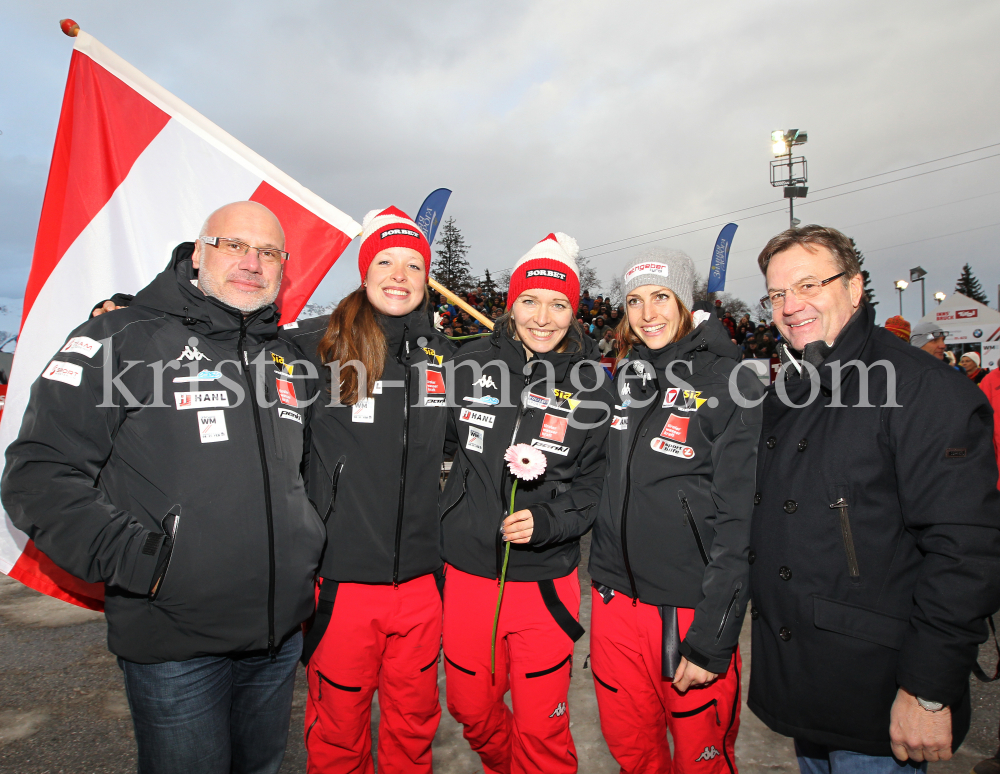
[{"xmin": 747, "ymin": 302, "xmax": 1000, "ymax": 755}]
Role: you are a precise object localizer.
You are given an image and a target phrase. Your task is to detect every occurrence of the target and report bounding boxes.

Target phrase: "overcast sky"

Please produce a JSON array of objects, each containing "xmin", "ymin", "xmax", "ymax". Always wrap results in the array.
[{"xmin": 2, "ymin": 0, "xmax": 999, "ymax": 327}]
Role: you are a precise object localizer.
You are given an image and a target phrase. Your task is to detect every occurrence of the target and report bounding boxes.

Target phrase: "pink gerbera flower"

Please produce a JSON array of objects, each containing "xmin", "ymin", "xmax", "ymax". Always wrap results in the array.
[{"xmin": 504, "ymin": 443, "xmax": 547, "ymax": 481}]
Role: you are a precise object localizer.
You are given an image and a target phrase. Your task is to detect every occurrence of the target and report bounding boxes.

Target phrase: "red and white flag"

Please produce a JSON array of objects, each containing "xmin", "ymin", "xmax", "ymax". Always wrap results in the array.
[{"xmin": 0, "ymin": 31, "xmax": 361, "ymax": 610}]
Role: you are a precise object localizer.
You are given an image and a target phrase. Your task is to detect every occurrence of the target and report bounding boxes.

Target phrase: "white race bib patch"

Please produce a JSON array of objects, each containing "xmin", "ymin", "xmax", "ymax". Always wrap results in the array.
[
  {"xmin": 352, "ymin": 398, "xmax": 375, "ymax": 423},
  {"xmin": 60, "ymin": 336, "xmax": 102, "ymax": 358},
  {"xmin": 278, "ymin": 408, "xmax": 302, "ymax": 424},
  {"xmin": 198, "ymin": 410, "xmax": 228, "ymax": 443},
  {"xmin": 460, "ymin": 408, "xmax": 495, "ymax": 428},
  {"xmin": 650, "ymin": 437, "xmax": 695, "ymax": 459},
  {"xmin": 531, "ymin": 438, "xmax": 569, "ymax": 456},
  {"xmin": 174, "ymin": 390, "xmax": 230, "ymax": 410},
  {"xmin": 372, "ymin": 380, "xmax": 383, "ymax": 395},
  {"xmin": 466, "ymin": 426, "xmax": 484, "ymax": 453},
  {"xmin": 42, "ymin": 360, "xmax": 83, "ymax": 386}
]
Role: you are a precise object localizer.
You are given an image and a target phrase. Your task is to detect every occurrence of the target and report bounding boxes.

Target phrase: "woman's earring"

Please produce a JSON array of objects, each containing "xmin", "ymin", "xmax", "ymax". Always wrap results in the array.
[{"xmin": 363, "ymin": 281, "xmax": 367, "ymax": 287}]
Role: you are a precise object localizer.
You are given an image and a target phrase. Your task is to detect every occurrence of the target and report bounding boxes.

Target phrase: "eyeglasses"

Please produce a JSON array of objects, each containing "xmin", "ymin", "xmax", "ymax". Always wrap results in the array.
[
  {"xmin": 199, "ymin": 236, "xmax": 289, "ymax": 264},
  {"xmin": 760, "ymin": 272, "xmax": 845, "ymax": 311}
]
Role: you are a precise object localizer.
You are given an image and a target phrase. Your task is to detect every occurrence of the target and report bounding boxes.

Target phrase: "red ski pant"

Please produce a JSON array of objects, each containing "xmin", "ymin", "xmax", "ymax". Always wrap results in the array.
[
  {"xmin": 304, "ymin": 574, "xmax": 442, "ymax": 774},
  {"xmin": 443, "ymin": 564, "xmax": 581, "ymax": 774},
  {"xmin": 590, "ymin": 587, "xmax": 741, "ymax": 774}
]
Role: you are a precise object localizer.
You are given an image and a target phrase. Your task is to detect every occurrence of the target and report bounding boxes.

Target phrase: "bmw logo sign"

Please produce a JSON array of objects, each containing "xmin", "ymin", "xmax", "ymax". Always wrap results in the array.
[{"xmin": 974, "ymin": 329, "xmax": 983, "ymax": 338}]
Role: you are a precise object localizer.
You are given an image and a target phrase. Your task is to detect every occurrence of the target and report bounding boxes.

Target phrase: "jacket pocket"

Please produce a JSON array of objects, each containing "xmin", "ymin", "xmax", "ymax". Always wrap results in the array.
[
  {"xmin": 440, "ymin": 468, "xmax": 469, "ymax": 520},
  {"xmin": 678, "ymin": 490, "xmax": 709, "ymax": 566},
  {"xmin": 716, "ymin": 582, "xmax": 743, "ymax": 641},
  {"xmin": 149, "ymin": 506, "xmax": 181, "ymax": 602},
  {"xmin": 813, "ymin": 595, "xmax": 909, "ymax": 650},
  {"xmin": 830, "ymin": 485, "xmax": 860, "ymax": 581},
  {"xmin": 323, "ymin": 457, "xmax": 346, "ymax": 524},
  {"xmin": 670, "ymin": 697, "xmax": 720, "ymax": 724}
]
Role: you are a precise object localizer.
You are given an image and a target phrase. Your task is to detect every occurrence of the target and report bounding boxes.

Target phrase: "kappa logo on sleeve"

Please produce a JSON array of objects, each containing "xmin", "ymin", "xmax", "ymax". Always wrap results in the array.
[
  {"xmin": 660, "ymin": 414, "xmax": 690, "ymax": 443},
  {"xmin": 42, "ymin": 360, "xmax": 83, "ymax": 386},
  {"xmin": 650, "ymin": 437, "xmax": 695, "ymax": 459},
  {"xmin": 175, "ymin": 390, "xmax": 229, "ymax": 410},
  {"xmin": 278, "ymin": 408, "xmax": 302, "ymax": 424},
  {"xmin": 460, "ymin": 408, "xmax": 496, "ymax": 428},
  {"xmin": 197, "ymin": 410, "xmax": 228, "ymax": 443},
  {"xmin": 276, "ymin": 379, "xmax": 298, "ymax": 407},
  {"xmin": 466, "ymin": 426, "xmax": 485, "ymax": 453},
  {"xmin": 60, "ymin": 336, "xmax": 102, "ymax": 358}
]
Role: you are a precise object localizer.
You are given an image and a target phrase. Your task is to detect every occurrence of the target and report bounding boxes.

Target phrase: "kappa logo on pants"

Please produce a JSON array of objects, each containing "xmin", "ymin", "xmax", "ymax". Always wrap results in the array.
[
  {"xmin": 695, "ymin": 745, "xmax": 721, "ymax": 762},
  {"xmin": 549, "ymin": 702, "xmax": 566, "ymax": 718}
]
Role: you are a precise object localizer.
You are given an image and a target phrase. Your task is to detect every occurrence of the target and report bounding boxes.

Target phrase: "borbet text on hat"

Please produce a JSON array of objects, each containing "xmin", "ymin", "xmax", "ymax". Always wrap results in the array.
[
  {"xmin": 358, "ymin": 206, "xmax": 431, "ymax": 282},
  {"xmin": 506, "ymin": 232, "xmax": 581, "ymax": 311}
]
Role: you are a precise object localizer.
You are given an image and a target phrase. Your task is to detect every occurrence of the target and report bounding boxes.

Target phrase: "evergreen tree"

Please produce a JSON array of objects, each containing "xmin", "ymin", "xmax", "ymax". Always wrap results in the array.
[
  {"xmin": 480, "ymin": 268, "xmax": 499, "ymax": 301},
  {"xmin": 954, "ymin": 263, "xmax": 990, "ymax": 305},
  {"xmin": 850, "ymin": 238, "xmax": 877, "ymax": 309},
  {"xmin": 575, "ymin": 253, "xmax": 601, "ymax": 296},
  {"xmin": 431, "ymin": 217, "xmax": 475, "ymax": 295}
]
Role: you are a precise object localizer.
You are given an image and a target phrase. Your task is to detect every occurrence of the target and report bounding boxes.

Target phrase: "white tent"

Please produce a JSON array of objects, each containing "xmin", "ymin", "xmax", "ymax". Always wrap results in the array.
[{"xmin": 915, "ymin": 292, "xmax": 1000, "ymax": 369}]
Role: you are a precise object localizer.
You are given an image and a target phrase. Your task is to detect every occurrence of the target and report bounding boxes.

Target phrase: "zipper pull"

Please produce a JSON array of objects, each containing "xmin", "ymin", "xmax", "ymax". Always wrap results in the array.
[{"xmin": 829, "ymin": 497, "xmax": 848, "ymax": 511}]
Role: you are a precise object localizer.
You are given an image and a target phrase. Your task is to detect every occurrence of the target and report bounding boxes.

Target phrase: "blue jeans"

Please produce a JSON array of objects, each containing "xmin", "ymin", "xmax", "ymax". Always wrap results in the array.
[
  {"xmin": 119, "ymin": 631, "xmax": 302, "ymax": 774},
  {"xmin": 796, "ymin": 739, "xmax": 928, "ymax": 774}
]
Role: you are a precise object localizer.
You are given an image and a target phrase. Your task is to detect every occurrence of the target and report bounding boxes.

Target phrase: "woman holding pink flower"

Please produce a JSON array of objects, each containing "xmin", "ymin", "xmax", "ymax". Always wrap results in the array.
[{"xmin": 438, "ymin": 232, "xmax": 615, "ymax": 774}]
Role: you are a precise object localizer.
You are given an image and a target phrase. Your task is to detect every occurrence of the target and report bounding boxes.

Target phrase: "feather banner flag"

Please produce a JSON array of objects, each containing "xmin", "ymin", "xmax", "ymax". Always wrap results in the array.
[
  {"xmin": 707, "ymin": 223, "xmax": 738, "ymax": 294},
  {"xmin": 0, "ymin": 30, "xmax": 361, "ymax": 610}
]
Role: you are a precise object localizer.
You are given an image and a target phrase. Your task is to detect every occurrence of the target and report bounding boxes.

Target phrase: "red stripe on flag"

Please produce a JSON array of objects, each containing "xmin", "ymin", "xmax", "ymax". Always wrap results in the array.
[
  {"xmin": 22, "ymin": 49, "xmax": 169, "ymax": 327},
  {"xmin": 8, "ymin": 539, "xmax": 105, "ymax": 611},
  {"xmin": 250, "ymin": 182, "xmax": 354, "ymax": 324}
]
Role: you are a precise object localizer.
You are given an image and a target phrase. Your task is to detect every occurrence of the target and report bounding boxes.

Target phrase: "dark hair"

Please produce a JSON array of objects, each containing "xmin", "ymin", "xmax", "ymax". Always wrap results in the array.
[
  {"xmin": 614, "ymin": 294, "xmax": 694, "ymax": 370},
  {"xmin": 757, "ymin": 225, "xmax": 860, "ymax": 282}
]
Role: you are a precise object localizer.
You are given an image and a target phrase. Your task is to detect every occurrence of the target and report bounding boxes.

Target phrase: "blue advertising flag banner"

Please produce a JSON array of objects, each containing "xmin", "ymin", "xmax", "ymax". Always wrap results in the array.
[
  {"xmin": 707, "ymin": 222, "xmax": 738, "ymax": 294},
  {"xmin": 415, "ymin": 188, "xmax": 452, "ymax": 246}
]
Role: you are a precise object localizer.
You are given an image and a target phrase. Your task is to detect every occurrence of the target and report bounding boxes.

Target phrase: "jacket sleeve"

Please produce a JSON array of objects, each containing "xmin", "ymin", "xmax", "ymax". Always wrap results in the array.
[
  {"xmin": 1, "ymin": 331, "xmax": 170, "ymax": 595},
  {"xmin": 680, "ymin": 368, "xmax": 763, "ymax": 673},
  {"xmin": 528, "ymin": 390, "xmax": 613, "ymax": 547},
  {"xmin": 890, "ymin": 368, "xmax": 1000, "ymax": 707}
]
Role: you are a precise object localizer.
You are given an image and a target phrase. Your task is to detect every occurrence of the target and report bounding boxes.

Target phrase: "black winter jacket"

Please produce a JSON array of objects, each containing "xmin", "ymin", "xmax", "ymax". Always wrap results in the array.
[
  {"xmin": 589, "ymin": 316, "xmax": 763, "ymax": 672},
  {"xmin": 284, "ymin": 309, "xmax": 455, "ymax": 585},
  {"xmin": 2, "ymin": 244, "xmax": 325, "ymax": 663},
  {"xmin": 440, "ymin": 325, "xmax": 615, "ymax": 582},
  {"xmin": 747, "ymin": 303, "xmax": 1000, "ymax": 755}
]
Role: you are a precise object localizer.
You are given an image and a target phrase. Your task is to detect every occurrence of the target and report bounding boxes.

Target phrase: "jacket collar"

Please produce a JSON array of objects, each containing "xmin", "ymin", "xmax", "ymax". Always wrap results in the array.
[
  {"xmin": 777, "ymin": 303, "xmax": 873, "ymax": 389},
  {"xmin": 379, "ymin": 307, "xmax": 435, "ymax": 364},
  {"xmin": 131, "ymin": 242, "xmax": 279, "ymax": 345},
  {"xmin": 630, "ymin": 315, "xmax": 739, "ymax": 391},
  {"xmin": 489, "ymin": 321, "xmax": 593, "ymax": 382}
]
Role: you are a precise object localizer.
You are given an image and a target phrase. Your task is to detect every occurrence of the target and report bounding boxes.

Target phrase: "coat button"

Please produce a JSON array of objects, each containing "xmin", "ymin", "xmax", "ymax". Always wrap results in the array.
[
  {"xmin": 797, "ymin": 438, "xmax": 808, "ymax": 452},
  {"xmin": 754, "ymin": 492, "xmax": 762, "ymax": 505},
  {"xmin": 779, "ymin": 627, "xmax": 791, "ymax": 641},
  {"xmin": 750, "ymin": 607, "xmax": 759, "ymax": 620},
  {"xmin": 779, "ymin": 566, "xmax": 792, "ymax": 581},
  {"xmin": 748, "ymin": 550, "xmax": 756, "ymax": 565},
  {"xmin": 783, "ymin": 500, "xmax": 798, "ymax": 514},
  {"xmin": 766, "ymin": 436, "xmax": 777, "ymax": 449}
]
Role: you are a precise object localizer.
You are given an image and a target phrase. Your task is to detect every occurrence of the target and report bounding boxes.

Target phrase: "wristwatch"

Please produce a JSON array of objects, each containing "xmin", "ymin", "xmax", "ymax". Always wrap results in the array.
[{"xmin": 915, "ymin": 696, "xmax": 945, "ymax": 712}]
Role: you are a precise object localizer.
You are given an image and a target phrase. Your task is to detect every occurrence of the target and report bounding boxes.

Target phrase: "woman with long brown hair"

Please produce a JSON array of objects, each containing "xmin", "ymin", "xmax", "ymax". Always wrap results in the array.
[
  {"xmin": 588, "ymin": 247, "xmax": 763, "ymax": 774},
  {"xmin": 285, "ymin": 206, "xmax": 454, "ymax": 774}
]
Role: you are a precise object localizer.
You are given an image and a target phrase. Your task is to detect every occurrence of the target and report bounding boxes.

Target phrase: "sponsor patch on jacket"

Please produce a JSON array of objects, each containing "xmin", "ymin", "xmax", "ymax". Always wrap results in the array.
[
  {"xmin": 466, "ymin": 426, "xmax": 484, "ymax": 453},
  {"xmin": 945, "ymin": 447, "xmax": 967, "ymax": 458},
  {"xmin": 278, "ymin": 407, "xmax": 302, "ymax": 424},
  {"xmin": 525, "ymin": 393, "xmax": 550, "ymax": 410},
  {"xmin": 424, "ymin": 396, "xmax": 446, "ymax": 406},
  {"xmin": 352, "ymin": 398, "xmax": 375, "ymax": 423},
  {"xmin": 662, "ymin": 387, "xmax": 680, "ymax": 407},
  {"xmin": 650, "ymin": 437, "xmax": 695, "ymax": 459},
  {"xmin": 460, "ymin": 408, "xmax": 495, "ymax": 428},
  {"xmin": 611, "ymin": 415, "xmax": 628, "ymax": 431},
  {"xmin": 60, "ymin": 336, "xmax": 102, "ymax": 358},
  {"xmin": 525, "ymin": 268, "xmax": 567, "ymax": 281},
  {"xmin": 198, "ymin": 410, "xmax": 228, "ymax": 443},
  {"xmin": 173, "ymin": 370, "xmax": 222, "ymax": 383},
  {"xmin": 175, "ymin": 390, "xmax": 229, "ymax": 410},
  {"xmin": 531, "ymin": 438, "xmax": 569, "ymax": 456},
  {"xmin": 464, "ymin": 395, "xmax": 499, "ymax": 406},
  {"xmin": 426, "ymin": 370, "xmax": 446, "ymax": 394},
  {"xmin": 281, "ymin": 321, "xmax": 299, "ymax": 330},
  {"xmin": 271, "ymin": 352, "xmax": 294, "ymax": 375},
  {"xmin": 42, "ymin": 360, "xmax": 83, "ymax": 386},
  {"xmin": 660, "ymin": 414, "xmax": 690, "ymax": 443},
  {"xmin": 539, "ymin": 414, "xmax": 568, "ymax": 443},
  {"xmin": 276, "ymin": 379, "xmax": 297, "ymax": 407},
  {"xmin": 422, "ymin": 346, "xmax": 444, "ymax": 365},
  {"xmin": 678, "ymin": 390, "xmax": 707, "ymax": 412}
]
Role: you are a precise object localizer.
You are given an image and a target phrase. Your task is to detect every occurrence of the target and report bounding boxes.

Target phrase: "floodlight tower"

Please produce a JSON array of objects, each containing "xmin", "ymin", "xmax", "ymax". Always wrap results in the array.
[
  {"xmin": 895, "ymin": 279, "xmax": 908, "ymax": 316},
  {"xmin": 770, "ymin": 130, "xmax": 808, "ymax": 228}
]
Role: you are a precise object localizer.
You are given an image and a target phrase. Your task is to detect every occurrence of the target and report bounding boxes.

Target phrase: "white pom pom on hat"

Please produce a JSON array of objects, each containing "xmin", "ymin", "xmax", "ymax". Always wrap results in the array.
[{"xmin": 505, "ymin": 232, "xmax": 582, "ymax": 311}]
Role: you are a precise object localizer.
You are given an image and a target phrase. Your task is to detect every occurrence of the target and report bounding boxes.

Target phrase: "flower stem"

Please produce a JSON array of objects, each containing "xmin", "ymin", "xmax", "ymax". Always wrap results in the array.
[{"xmin": 491, "ymin": 479, "xmax": 517, "ymax": 674}]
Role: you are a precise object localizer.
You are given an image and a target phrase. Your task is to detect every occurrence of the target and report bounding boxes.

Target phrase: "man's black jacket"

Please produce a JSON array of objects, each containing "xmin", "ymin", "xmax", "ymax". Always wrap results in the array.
[
  {"xmin": 284, "ymin": 309, "xmax": 455, "ymax": 584},
  {"xmin": 748, "ymin": 302, "xmax": 1000, "ymax": 755},
  {"xmin": 589, "ymin": 316, "xmax": 763, "ymax": 672},
  {"xmin": 1, "ymin": 244, "xmax": 325, "ymax": 664},
  {"xmin": 440, "ymin": 325, "xmax": 615, "ymax": 581}
]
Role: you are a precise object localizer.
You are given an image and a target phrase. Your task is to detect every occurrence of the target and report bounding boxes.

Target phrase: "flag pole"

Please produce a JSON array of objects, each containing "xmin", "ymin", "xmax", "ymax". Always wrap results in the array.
[
  {"xmin": 60, "ymin": 18, "xmax": 80, "ymax": 37},
  {"xmin": 428, "ymin": 277, "xmax": 494, "ymax": 330}
]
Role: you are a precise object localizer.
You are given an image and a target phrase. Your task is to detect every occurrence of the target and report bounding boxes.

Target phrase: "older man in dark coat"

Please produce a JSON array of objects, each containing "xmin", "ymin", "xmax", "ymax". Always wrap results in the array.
[{"xmin": 747, "ymin": 225, "xmax": 1000, "ymax": 774}]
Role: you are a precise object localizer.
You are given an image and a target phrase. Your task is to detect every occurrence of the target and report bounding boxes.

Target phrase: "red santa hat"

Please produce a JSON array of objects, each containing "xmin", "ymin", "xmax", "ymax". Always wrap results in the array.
[
  {"xmin": 505, "ymin": 232, "xmax": 580, "ymax": 311},
  {"xmin": 358, "ymin": 206, "xmax": 431, "ymax": 282}
]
